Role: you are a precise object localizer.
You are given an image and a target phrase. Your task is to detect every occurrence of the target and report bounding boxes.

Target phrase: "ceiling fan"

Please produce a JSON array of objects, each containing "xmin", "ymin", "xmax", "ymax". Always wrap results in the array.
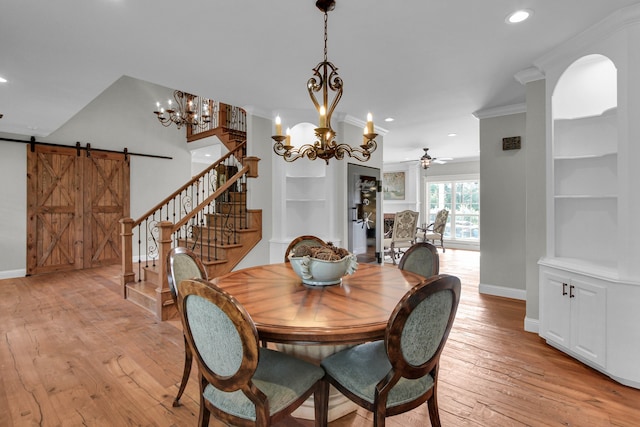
[{"xmin": 420, "ymin": 148, "xmax": 452, "ymax": 169}]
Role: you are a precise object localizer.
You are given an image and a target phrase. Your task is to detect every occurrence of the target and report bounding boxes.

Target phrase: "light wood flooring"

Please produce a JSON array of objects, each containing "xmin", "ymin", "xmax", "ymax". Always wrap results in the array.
[{"xmin": 1, "ymin": 250, "xmax": 639, "ymax": 426}]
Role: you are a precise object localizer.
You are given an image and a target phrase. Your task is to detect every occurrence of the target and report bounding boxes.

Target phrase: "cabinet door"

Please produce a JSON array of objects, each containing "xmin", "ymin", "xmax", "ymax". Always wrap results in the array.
[
  {"xmin": 540, "ymin": 271, "xmax": 571, "ymax": 348},
  {"xmin": 570, "ymin": 277, "xmax": 606, "ymax": 367}
]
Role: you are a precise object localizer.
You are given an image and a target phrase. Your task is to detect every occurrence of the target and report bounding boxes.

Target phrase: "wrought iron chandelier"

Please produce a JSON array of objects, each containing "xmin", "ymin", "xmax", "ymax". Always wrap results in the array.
[
  {"xmin": 154, "ymin": 90, "xmax": 211, "ymax": 130},
  {"xmin": 271, "ymin": 0, "xmax": 378, "ymax": 164}
]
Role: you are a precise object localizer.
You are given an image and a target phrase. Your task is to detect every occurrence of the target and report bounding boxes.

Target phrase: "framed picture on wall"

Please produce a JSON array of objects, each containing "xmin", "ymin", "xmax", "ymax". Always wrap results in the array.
[{"xmin": 383, "ymin": 172, "xmax": 405, "ymax": 200}]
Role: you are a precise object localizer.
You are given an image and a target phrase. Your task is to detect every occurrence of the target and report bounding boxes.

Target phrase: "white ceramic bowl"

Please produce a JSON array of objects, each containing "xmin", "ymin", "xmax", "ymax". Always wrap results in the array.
[{"xmin": 289, "ymin": 253, "xmax": 358, "ymax": 286}]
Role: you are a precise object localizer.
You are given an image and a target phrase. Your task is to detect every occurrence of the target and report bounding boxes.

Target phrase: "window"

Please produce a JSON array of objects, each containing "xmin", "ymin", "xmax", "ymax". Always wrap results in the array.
[{"xmin": 426, "ymin": 178, "xmax": 479, "ymax": 242}]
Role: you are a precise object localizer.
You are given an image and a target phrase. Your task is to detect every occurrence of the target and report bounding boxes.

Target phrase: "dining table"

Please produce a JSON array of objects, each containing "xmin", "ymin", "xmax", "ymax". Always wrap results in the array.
[{"xmin": 211, "ymin": 261, "xmax": 426, "ymax": 421}]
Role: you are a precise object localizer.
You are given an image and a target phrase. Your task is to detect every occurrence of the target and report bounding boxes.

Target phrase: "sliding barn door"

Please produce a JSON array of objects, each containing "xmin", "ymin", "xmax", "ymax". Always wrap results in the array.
[
  {"xmin": 27, "ymin": 145, "xmax": 130, "ymax": 275},
  {"xmin": 83, "ymin": 151, "xmax": 130, "ymax": 268}
]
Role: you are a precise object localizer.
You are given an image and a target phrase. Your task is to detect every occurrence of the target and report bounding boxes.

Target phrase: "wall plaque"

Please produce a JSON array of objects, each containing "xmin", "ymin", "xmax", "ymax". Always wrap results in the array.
[{"xmin": 503, "ymin": 136, "xmax": 521, "ymax": 150}]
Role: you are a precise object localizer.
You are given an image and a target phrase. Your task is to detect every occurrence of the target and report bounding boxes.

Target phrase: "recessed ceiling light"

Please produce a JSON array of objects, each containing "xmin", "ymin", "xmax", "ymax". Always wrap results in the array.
[
  {"xmin": 447, "ymin": 133, "xmax": 457, "ymax": 137},
  {"xmin": 384, "ymin": 117, "xmax": 395, "ymax": 122},
  {"xmin": 0, "ymin": 76, "xmax": 7, "ymax": 83},
  {"xmin": 506, "ymin": 9, "xmax": 532, "ymax": 24}
]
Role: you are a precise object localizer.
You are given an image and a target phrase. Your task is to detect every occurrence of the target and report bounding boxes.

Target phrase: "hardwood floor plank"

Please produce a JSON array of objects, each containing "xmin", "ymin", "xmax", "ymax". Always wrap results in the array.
[{"xmin": 1, "ymin": 252, "xmax": 640, "ymax": 426}]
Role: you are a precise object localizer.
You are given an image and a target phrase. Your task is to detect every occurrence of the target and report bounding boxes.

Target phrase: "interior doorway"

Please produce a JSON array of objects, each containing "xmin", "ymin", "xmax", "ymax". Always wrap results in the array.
[{"xmin": 347, "ymin": 164, "xmax": 381, "ymax": 263}]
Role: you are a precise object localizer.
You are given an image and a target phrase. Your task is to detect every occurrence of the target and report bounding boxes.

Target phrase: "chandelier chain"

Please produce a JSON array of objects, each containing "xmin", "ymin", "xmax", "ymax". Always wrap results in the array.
[{"xmin": 324, "ymin": 12, "xmax": 328, "ymax": 62}]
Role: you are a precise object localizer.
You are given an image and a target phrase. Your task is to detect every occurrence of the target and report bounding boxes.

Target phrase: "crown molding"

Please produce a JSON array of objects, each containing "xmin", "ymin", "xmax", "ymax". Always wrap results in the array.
[
  {"xmin": 472, "ymin": 103, "xmax": 526, "ymax": 120},
  {"xmin": 534, "ymin": 3, "xmax": 640, "ymax": 72},
  {"xmin": 514, "ymin": 67, "xmax": 545, "ymax": 85},
  {"xmin": 343, "ymin": 114, "xmax": 389, "ymax": 136}
]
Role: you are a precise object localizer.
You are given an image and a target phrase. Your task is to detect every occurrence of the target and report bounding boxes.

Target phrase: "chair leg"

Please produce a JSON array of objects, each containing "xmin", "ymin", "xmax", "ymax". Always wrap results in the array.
[
  {"xmin": 314, "ymin": 380, "xmax": 329, "ymax": 427},
  {"xmin": 173, "ymin": 334, "xmax": 193, "ymax": 407},
  {"xmin": 198, "ymin": 397, "xmax": 210, "ymax": 427},
  {"xmin": 427, "ymin": 395, "xmax": 441, "ymax": 427}
]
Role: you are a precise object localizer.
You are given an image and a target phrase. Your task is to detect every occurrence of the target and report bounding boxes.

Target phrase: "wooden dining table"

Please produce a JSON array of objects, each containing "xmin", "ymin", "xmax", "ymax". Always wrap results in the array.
[
  {"xmin": 211, "ymin": 261, "xmax": 425, "ymax": 421},
  {"xmin": 211, "ymin": 261, "xmax": 425, "ymax": 344}
]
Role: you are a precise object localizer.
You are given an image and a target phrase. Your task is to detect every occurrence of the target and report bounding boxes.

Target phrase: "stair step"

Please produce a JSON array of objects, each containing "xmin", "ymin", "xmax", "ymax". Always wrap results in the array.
[{"xmin": 126, "ymin": 281, "xmax": 157, "ymax": 314}]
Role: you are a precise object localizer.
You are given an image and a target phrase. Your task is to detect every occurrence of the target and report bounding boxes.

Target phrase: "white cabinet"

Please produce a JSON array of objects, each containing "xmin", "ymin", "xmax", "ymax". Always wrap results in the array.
[{"xmin": 540, "ymin": 266, "xmax": 606, "ymax": 368}]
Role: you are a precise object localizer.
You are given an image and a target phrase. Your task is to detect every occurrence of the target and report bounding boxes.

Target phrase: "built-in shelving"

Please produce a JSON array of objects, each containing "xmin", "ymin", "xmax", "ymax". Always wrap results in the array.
[{"xmin": 539, "ymin": 33, "xmax": 640, "ymax": 389}]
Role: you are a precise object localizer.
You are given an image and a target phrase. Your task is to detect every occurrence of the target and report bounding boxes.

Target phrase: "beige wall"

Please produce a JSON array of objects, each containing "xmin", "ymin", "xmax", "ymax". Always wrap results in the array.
[
  {"xmin": 524, "ymin": 79, "xmax": 546, "ymax": 326},
  {"xmin": 479, "ymin": 112, "xmax": 527, "ymax": 299},
  {"xmin": 0, "ymin": 76, "xmax": 191, "ymax": 277}
]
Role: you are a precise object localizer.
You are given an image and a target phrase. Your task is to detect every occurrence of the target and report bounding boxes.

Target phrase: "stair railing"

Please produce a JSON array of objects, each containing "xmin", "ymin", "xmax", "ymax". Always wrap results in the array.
[{"xmin": 119, "ymin": 141, "xmax": 258, "ymax": 292}]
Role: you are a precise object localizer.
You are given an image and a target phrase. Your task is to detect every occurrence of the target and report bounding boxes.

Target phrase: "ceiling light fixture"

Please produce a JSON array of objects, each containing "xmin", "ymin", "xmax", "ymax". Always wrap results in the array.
[
  {"xmin": 0, "ymin": 76, "xmax": 7, "ymax": 83},
  {"xmin": 271, "ymin": 0, "xmax": 377, "ymax": 164},
  {"xmin": 154, "ymin": 90, "xmax": 212, "ymax": 130},
  {"xmin": 420, "ymin": 148, "xmax": 432, "ymax": 169},
  {"xmin": 506, "ymin": 9, "xmax": 532, "ymax": 24}
]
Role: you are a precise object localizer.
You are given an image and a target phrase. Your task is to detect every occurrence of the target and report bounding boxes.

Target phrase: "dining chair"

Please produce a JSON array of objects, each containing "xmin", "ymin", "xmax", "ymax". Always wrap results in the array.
[
  {"xmin": 320, "ymin": 274, "xmax": 461, "ymax": 427},
  {"xmin": 166, "ymin": 246, "xmax": 208, "ymax": 407},
  {"xmin": 284, "ymin": 235, "xmax": 326, "ymax": 262},
  {"xmin": 398, "ymin": 242, "xmax": 440, "ymax": 278},
  {"xmin": 177, "ymin": 278, "xmax": 328, "ymax": 427},
  {"xmin": 383, "ymin": 210, "xmax": 419, "ymax": 264},
  {"xmin": 422, "ymin": 209, "xmax": 449, "ymax": 252}
]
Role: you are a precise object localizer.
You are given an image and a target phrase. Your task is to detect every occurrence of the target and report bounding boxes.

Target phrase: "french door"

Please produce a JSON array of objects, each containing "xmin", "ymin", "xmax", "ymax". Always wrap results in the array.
[{"xmin": 26, "ymin": 145, "xmax": 130, "ymax": 275}]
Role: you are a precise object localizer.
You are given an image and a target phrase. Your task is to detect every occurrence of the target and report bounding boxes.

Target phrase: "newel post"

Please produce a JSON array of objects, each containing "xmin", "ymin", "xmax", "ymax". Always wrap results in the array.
[
  {"xmin": 157, "ymin": 221, "xmax": 174, "ymax": 320},
  {"xmin": 243, "ymin": 156, "xmax": 260, "ymax": 178},
  {"xmin": 120, "ymin": 217, "xmax": 135, "ymax": 297}
]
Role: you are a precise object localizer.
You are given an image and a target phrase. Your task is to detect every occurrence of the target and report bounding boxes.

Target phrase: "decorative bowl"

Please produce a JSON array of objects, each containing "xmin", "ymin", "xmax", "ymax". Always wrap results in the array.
[{"xmin": 289, "ymin": 253, "xmax": 358, "ymax": 286}]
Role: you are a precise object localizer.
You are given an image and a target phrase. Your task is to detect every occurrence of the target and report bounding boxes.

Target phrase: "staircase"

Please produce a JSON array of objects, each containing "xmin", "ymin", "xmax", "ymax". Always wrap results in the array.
[{"xmin": 120, "ymin": 102, "xmax": 262, "ymax": 320}]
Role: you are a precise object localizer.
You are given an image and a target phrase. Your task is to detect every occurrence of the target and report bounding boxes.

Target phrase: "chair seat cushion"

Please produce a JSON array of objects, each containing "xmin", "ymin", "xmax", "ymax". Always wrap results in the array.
[
  {"xmin": 321, "ymin": 341, "xmax": 434, "ymax": 407},
  {"xmin": 203, "ymin": 347, "xmax": 324, "ymax": 421},
  {"xmin": 423, "ymin": 233, "xmax": 442, "ymax": 240}
]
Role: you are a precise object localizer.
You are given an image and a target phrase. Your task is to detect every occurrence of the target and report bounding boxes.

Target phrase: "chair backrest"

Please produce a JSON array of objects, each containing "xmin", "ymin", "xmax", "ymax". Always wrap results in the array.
[
  {"xmin": 390, "ymin": 210, "xmax": 419, "ymax": 243},
  {"xmin": 166, "ymin": 247, "xmax": 208, "ymax": 300},
  {"xmin": 177, "ymin": 278, "xmax": 261, "ymax": 395},
  {"xmin": 284, "ymin": 235, "xmax": 326, "ymax": 262},
  {"xmin": 398, "ymin": 242, "xmax": 440, "ymax": 277},
  {"xmin": 432, "ymin": 209, "xmax": 449, "ymax": 234},
  {"xmin": 385, "ymin": 274, "xmax": 460, "ymax": 383}
]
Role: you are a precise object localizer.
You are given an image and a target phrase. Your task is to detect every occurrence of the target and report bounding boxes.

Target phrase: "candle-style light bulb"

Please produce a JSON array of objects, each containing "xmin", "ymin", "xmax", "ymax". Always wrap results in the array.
[
  {"xmin": 319, "ymin": 105, "xmax": 327, "ymax": 128},
  {"xmin": 275, "ymin": 116, "xmax": 282, "ymax": 136},
  {"xmin": 366, "ymin": 112, "xmax": 374, "ymax": 134},
  {"xmin": 285, "ymin": 127, "xmax": 292, "ymax": 147}
]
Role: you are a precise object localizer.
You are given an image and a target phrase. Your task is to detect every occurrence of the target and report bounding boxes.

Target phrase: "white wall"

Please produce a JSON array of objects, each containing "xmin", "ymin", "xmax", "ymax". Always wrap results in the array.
[
  {"xmin": 0, "ymin": 76, "xmax": 193, "ymax": 277},
  {"xmin": 479, "ymin": 112, "xmax": 527, "ymax": 300},
  {"xmin": 235, "ymin": 113, "xmax": 273, "ymax": 269}
]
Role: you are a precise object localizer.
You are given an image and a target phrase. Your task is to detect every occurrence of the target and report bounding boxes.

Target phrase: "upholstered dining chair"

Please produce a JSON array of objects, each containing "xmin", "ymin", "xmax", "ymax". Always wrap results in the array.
[
  {"xmin": 320, "ymin": 274, "xmax": 461, "ymax": 427},
  {"xmin": 177, "ymin": 278, "xmax": 328, "ymax": 427},
  {"xmin": 398, "ymin": 242, "xmax": 440, "ymax": 278},
  {"xmin": 284, "ymin": 235, "xmax": 326, "ymax": 262},
  {"xmin": 423, "ymin": 209, "xmax": 449, "ymax": 252},
  {"xmin": 166, "ymin": 246, "xmax": 208, "ymax": 407},
  {"xmin": 383, "ymin": 210, "xmax": 419, "ymax": 265}
]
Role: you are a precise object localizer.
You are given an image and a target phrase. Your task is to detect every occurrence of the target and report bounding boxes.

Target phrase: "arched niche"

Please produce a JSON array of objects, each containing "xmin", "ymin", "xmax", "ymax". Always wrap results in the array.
[
  {"xmin": 550, "ymin": 53, "xmax": 618, "ymax": 264},
  {"xmin": 552, "ymin": 54, "xmax": 617, "ymax": 120}
]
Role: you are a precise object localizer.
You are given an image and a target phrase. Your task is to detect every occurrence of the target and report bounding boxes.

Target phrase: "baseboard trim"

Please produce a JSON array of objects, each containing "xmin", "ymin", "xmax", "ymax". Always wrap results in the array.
[
  {"xmin": 524, "ymin": 316, "xmax": 539, "ymax": 333},
  {"xmin": 0, "ymin": 268, "xmax": 27, "ymax": 279},
  {"xmin": 479, "ymin": 283, "xmax": 526, "ymax": 300}
]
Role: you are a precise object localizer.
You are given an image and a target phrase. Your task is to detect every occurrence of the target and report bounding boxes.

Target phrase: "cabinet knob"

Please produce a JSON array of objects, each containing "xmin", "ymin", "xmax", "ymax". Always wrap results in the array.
[
  {"xmin": 562, "ymin": 282, "xmax": 568, "ymax": 296},
  {"xmin": 570, "ymin": 284, "xmax": 575, "ymax": 298}
]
